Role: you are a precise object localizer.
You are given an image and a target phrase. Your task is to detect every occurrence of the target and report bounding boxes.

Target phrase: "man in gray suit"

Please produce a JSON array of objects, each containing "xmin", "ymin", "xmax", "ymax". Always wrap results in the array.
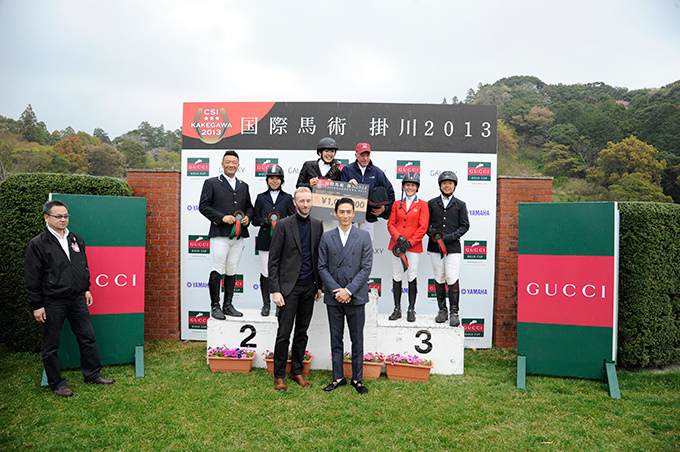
[
  {"xmin": 268, "ymin": 187, "xmax": 323, "ymax": 391},
  {"xmin": 318, "ymin": 197, "xmax": 373, "ymax": 395}
]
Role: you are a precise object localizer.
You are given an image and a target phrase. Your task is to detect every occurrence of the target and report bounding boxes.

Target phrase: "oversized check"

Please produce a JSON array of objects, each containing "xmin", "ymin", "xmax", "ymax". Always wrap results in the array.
[{"xmin": 311, "ymin": 180, "xmax": 369, "ymax": 223}]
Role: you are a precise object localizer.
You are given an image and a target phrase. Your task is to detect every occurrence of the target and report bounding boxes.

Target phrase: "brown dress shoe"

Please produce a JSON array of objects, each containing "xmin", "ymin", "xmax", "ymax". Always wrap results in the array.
[
  {"xmin": 289, "ymin": 374, "xmax": 312, "ymax": 387},
  {"xmin": 274, "ymin": 378, "xmax": 287, "ymax": 391},
  {"xmin": 54, "ymin": 385, "xmax": 74, "ymax": 398},
  {"xmin": 85, "ymin": 376, "xmax": 115, "ymax": 385}
]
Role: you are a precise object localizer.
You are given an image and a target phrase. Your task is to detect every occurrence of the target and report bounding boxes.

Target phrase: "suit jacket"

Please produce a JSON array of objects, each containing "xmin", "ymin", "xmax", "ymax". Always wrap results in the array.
[
  {"xmin": 268, "ymin": 214, "xmax": 323, "ymax": 298},
  {"xmin": 296, "ymin": 158, "xmax": 342, "ymax": 188},
  {"xmin": 251, "ymin": 190, "xmax": 296, "ymax": 251},
  {"xmin": 199, "ymin": 175, "xmax": 254, "ymax": 238},
  {"xmin": 318, "ymin": 226, "xmax": 373, "ymax": 306}
]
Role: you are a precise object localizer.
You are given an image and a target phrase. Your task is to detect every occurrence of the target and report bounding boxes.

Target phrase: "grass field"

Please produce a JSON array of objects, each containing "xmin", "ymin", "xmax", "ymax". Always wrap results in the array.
[{"xmin": 1, "ymin": 341, "xmax": 678, "ymax": 451}]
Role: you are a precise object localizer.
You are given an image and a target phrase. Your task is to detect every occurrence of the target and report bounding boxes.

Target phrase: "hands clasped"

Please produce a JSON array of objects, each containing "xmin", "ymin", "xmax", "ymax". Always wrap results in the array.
[{"xmin": 333, "ymin": 288, "xmax": 351, "ymax": 303}]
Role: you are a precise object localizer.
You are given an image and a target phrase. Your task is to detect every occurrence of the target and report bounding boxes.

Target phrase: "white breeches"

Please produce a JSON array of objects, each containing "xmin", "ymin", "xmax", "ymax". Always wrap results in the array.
[
  {"xmin": 210, "ymin": 237, "xmax": 245, "ymax": 275},
  {"xmin": 428, "ymin": 251, "xmax": 461, "ymax": 285}
]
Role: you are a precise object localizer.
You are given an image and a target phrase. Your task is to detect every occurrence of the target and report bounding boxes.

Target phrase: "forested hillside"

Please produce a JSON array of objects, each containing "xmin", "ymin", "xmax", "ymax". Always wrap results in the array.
[
  {"xmin": 457, "ymin": 76, "xmax": 680, "ymax": 203},
  {"xmin": 0, "ymin": 107, "xmax": 181, "ymax": 178},
  {"xmin": 2, "ymin": 76, "xmax": 679, "ymax": 203}
]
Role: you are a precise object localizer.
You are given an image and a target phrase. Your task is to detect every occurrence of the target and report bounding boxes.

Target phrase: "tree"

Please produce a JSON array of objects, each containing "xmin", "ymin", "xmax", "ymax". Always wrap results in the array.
[
  {"xmin": 587, "ymin": 135, "xmax": 666, "ymax": 187},
  {"xmin": 154, "ymin": 150, "xmax": 181, "ymax": 170},
  {"xmin": 11, "ymin": 143, "xmax": 71, "ymax": 174},
  {"xmin": 547, "ymin": 123, "xmax": 579, "ymax": 146},
  {"xmin": 541, "ymin": 142, "xmax": 585, "ymax": 178},
  {"xmin": 0, "ymin": 115, "xmax": 22, "ymax": 135},
  {"xmin": 464, "ymin": 87, "xmax": 477, "ymax": 104},
  {"xmin": 117, "ymin": 139, "xmax": 149, "ymax": 169},
  {"xmin": 53, "ymin": 135, "xmax": 87, "ymax": 173},
  {"xmin": 497, "ymin": 119, "xmax": 520, "ymax": 159},
  {"xmin": 472, "ymin": 85, "xmax": 511, "ymax": 106},
  {"xmin": 61, "ymin": 126, "xmax": 76, "ymax": 137},
  {"xmin": 85, "ymin": 144, "xmax": 125, "ymax": 177},
  {"xmin": 93, "ymin": 127, "xmax": 112, "ymax": 144},
  {"xmin": 607, "ymin": 173, "xmax": 673, "ymax": 202},
  {"xmin": 571, "ymin": 139, "xmax": 600, "ymax": 170},
  {"xmin": 19, "ymin": 105, "xmax": 49, "ymax": 145},
  {"xmin": 0, "ymin": 130, "xmax": 24, "ymax": 178},
  {"xmin": 75, "ymin": 131, "xmax": 101, "ymax": 147}
]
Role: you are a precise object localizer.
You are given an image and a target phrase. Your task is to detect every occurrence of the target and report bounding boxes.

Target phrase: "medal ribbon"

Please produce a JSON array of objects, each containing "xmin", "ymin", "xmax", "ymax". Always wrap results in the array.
[
  {"xmin": 230, "ymin": 211, "xmax": 244, "ymax": 238},
  {"xmin": 268, "ymin": 212, "xmax": 280, "ymax": 239},
  {"xmin": 432, "ymin": 231, "xmax": 448, "ymax": 258},
  {"xmin": 392, "ymin": 244, "xmax": 409, "ymax": 271}
]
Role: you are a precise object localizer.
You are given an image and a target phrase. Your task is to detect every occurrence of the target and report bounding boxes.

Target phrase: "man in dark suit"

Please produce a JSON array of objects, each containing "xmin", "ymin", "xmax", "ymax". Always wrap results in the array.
[
  {"xmin": 199, "ymin": 150, "xmax": 253, "ymax": 319},
  {"xmin": 268, "ymin": 187, "xmax": 324, "ymax": 391},
  {"xmin": 318, "ymin": 197, "xmax": 373, "ymax": 395}
]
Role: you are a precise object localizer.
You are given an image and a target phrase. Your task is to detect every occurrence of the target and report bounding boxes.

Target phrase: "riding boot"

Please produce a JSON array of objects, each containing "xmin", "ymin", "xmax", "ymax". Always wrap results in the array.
[
  {"xmin": 222, "ymin": 274, "xmax": 243, "ymax": 317},
  {"xmin": 406, "ymin": 279, "xmax": 417, "ymax": 322},
  {"xmin": 209, "ymin": 271, "xmax": 225, "ymax": 320},
  {"xmin": 434, "ymin": 282, "xmax": 448, "ymax": 323},
  {"xmin": 388, "ymin": 280, "xmax": 402, "ymax": 320},
  {"xmin": 260, "ymin": 274, "xmax": 271, "ymax": 316},
  {"xmin": 448, "ymin": 281, "xmax": 460, "ymax": 327}
]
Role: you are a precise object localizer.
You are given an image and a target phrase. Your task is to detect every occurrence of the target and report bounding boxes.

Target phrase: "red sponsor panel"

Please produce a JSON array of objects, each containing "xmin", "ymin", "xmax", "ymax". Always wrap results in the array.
[
  {"xmin": 182, "ymin": 102, "xmax": 276, "ymax": 140},
  {"xmin": 518, "ymin": 255, "xmax": 615, "ymax": 327},
  {"xmin": 87, "ymin": 247, "xmax": 145, "ymax": 315}
]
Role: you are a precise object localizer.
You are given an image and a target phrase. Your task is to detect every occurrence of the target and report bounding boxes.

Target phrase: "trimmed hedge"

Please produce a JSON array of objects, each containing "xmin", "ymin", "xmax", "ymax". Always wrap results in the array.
[
  {"xmin": 618, "ymin": 202, "xmax": 680, "ymax": 368},
  {"xmin": 0, "ymin": 173, "xmax": 133, "ymax": 353}
]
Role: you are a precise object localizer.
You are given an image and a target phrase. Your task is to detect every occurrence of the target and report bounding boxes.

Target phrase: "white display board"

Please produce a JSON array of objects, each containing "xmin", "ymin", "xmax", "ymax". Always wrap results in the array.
[{"xmin": 181, "ymin": 102, "xmax": 497, "ymax": 350}]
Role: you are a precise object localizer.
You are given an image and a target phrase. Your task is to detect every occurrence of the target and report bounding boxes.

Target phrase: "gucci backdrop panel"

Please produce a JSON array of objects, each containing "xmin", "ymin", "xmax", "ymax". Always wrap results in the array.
[
  {"xmin": 517, "ymin": 202, "xmax": 620, "ymax": 379},
  {"xmin": 51, "ymin": 194, "xmax": 146, "ymax": 367},
  {"xmin": 181, "ymin": 102, "xmax": 497, "ymax": 348}
]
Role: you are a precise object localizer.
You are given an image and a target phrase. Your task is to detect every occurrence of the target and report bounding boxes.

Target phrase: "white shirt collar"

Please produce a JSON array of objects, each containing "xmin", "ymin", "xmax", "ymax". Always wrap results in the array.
[
  {"xmin": 47, "ymin": 225, "xmax": 70, "ymax": 257},
  {"xmin": 338, "ymin": 225, "xmax": 352, "ymax": 246}
]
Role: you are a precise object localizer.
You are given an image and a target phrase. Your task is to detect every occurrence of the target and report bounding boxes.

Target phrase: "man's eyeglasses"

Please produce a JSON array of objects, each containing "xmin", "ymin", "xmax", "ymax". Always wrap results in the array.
[{"xmin": 47, "ymin": 214, "xmax": 70, "ymax": 220}]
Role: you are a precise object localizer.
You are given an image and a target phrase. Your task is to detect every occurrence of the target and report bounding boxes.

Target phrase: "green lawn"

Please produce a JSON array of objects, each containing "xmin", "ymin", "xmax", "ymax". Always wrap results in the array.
[{"xmin": 1, "ymin": 341, "xmax": 678, "ymax": 451}]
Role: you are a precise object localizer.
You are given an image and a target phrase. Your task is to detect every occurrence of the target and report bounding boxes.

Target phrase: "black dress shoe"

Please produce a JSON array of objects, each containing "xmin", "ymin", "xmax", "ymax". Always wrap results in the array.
[
  {"xmin": 85, "ymin": 376, "xmax": 115, "ymax": 385},
  {"xmin": 351, "ymin": 380, "xmax": 368, "ymax": 395},
  {"xmin": 323, "ymin": 378, "xmax": 347, "ymax": 392}
]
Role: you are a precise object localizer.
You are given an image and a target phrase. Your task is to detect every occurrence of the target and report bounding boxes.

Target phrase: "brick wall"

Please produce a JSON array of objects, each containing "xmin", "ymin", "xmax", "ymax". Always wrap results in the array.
[
  {"xmin": 127, "ymin": 170, "xmax": 181, "ymax": 341},
  {"xmin": 127, "ymin": 171, "xmax": 551, "ymax": 347},
  {"xmin": 493, "ymin": 176, "xmax": 552, "ymax": 348}
]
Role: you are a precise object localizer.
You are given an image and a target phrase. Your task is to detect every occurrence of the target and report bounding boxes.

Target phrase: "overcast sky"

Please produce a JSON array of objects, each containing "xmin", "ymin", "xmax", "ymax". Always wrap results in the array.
[{"xmin": 1, "ymin": 0, "xmax": 678, "ymax": 139}]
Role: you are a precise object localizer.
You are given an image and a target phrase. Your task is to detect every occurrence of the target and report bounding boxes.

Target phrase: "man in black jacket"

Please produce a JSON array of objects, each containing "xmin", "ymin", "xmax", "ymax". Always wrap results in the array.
[
  {"xmin": 268, "ymin": 187, "xmax": 323, "ymax": 391},
  {"xmin": 24, "ymin": 200, "xmax": 115, "ymax": 398},
  {"xmin": 199, "ymin": 150, "xmax": 254, "ymax": 319},
  {"xmin": 427, "ymin": 171, "xmax": 470, "ymax": 327}
]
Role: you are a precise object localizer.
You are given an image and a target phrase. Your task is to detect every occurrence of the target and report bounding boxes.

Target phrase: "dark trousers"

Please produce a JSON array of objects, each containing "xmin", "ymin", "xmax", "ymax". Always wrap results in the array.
[
  {"xmin": 327, "ymin": 304, "xmax": 365, "ymax": 381},
  {"xmin": 273, "ymin": 284, "xmax": 316, "ymax": 378},
  {"xmin": 42, "ymin": 295, "xmax": 102, "ymax": 389}
]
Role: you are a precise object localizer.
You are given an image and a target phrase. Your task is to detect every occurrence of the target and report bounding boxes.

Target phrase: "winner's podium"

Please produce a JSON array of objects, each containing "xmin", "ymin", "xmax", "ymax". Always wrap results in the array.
[{"xmin": 207, "ymin": 290, "xmax": 464, "ymax": 375}]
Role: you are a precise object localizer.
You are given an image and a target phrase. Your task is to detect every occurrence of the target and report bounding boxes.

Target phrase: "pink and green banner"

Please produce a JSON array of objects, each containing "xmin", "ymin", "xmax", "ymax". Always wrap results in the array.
[
  {"xmin": 52, "ymin": 194, "xmax": 146, "ymax": 367},
  {"xmin": 517, "ymin": 202, "xmax": 619, "ymax": 379}
]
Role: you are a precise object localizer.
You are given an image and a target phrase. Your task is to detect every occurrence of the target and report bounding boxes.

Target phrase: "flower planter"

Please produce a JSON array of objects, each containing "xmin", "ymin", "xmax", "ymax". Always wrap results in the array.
[
  {"xmin": 207, "ymin": 355, "xmax": 255, "ymax": 373},
  {"xmin": 264, "ymin": 355, "xmax": 313, "ymax": 376},
  {"xmin": 385, "ymin": 361, "xmax": 433, "ymax": 382},
  {"xmin": 343, "ymin": 360, "xmax": 383, "ymax": 380}
]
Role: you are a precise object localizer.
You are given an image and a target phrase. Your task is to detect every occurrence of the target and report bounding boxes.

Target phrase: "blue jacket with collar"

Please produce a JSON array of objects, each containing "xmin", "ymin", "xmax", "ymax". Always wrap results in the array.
[{"xmin": 340, "ymin": 160, "xmax": 395, "ymax": 218}]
